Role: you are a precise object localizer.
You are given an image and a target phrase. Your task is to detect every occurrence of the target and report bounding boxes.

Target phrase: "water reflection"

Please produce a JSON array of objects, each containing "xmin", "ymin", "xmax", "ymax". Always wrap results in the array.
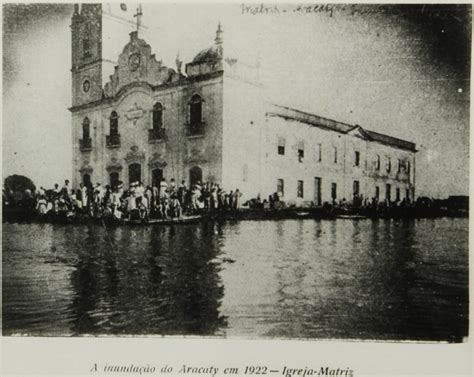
[
  {"xmin": 62, "ymin": 223, "xmax": 226, "ymax": 335},
  {"xmin": 2, "ymin": 218, "xmax": 468, "ymax": 341}
]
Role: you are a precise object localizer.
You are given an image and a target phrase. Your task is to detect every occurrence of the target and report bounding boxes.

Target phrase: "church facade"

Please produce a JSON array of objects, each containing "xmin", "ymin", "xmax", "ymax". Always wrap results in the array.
[{"xmin": 70, "ymin": 4, "xmax": 416, "ymax": 205}]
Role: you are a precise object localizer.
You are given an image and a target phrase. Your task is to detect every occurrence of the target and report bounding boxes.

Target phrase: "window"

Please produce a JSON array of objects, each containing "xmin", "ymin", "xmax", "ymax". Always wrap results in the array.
[
  {"xmin": 107, "ymin": 111, "xmax": 120, "ymax": 147},
  {"xmin": 297, "ymin": 141, "xmax": 304, "ymax": 162},
  {"xmin": 152, "ymin": 102, "xmax": 163, "ymax": 130},
  {"xmin": 316, "ymin": 144, "xmax": 322, "ymax": 162},
  {"xmin": 277, "ymin": 179, "xmax": 284, "ymax": 196},
  {"xmin": 406, "ymin": 188, "xmax": 410, "ymax": 200},
  {"xmin": 354, "ymin": 151, "xmax": 360, "ymax": 166},
  {"xmin": 298, "ymin": 149, "xmax": 304, "ymax": 162},
  {"xmin": 386, "ymin": 184, "xmax": 392, "ymax": 201},
  {"xmin": 386, "ymin": 157, "xmax": 392, "ymax": 173},
  {"xmin": 82, "ymin": 117, "xmax": 90, "ymax": 140},
  {"xmin": 398, "ymin": 159, "xmax": 402, "ymax": 173},
  {"xmin": 80, "ymin": 117, "xmax": 92, "ymax": 150},
  {"xmin": 375, "ymin": 186, "xmax": 380, "ymax": 200},
  {"xmin": 333, "ymin": 147, "xmax": 337, "ymax": 164},
  {"xmin": 83, "ymin": 37, "xmax": 91, "ymax": 58},
  {"xmin": 353, "ymin": 180, "xmax": 360, "ymax": 196},
  {"xmin": 407, "ymin": 161, "xmax": 411, "ymax": 174},
  {"xmin": 110, "ymin": 111, "xmax": 118, "ymax": 136},
  {"xmin": 189, "ymin": 95, "xmax": 203, "ymax": 135},
  {"xmin": 297, "ymin": 180, "xmax": 304, "ymax": 198},
  {"xmin": 331, "ymin": 183, "xmax": 337, "ymax": 201},
  {"xmin": 376, "ymin": 155, "xmax": 381, "ymax": 170},
  {"xmin": 396, "ymin": 188, "xmax": 401, "ymax": 201},
  {"xmin": 277, "ymin": 137, "xmax": 285, "ymax": 155}
]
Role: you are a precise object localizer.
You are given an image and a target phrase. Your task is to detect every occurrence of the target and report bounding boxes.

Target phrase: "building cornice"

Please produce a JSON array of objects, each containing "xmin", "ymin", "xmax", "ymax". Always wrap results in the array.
[{"xmin": 69, "ymin": 71, "xmax": 224, "ymax": 113}]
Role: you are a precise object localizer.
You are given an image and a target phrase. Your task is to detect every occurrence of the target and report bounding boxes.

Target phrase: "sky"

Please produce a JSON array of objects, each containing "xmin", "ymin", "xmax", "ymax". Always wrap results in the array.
[{"xmin": 2, "ymin": 3, "xmax": 471, "ymax": 197}]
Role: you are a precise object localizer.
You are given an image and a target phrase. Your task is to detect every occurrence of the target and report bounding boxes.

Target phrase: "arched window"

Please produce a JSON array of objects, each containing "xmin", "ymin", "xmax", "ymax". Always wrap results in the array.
[
  {"xmin": 83, "ymin": 37, "xmax": 91, "ymax": 58},
  {"xmin": 189, "ymin": 95, "xmax": 203, "ymax": 135},
  {"xmin": 152, "ymin": 103, "xmax": 163, "ymax": 131},
  {"xmin": 82, "ymin": 117, "xmax": 90, "ymax": 140},
  {"xmin": 110, "ymin": 111, "xmax": 118, "ymax": 136},
  {"xmin": 189, "ymin": 166, "xmax": 202, "ymax": 186}
]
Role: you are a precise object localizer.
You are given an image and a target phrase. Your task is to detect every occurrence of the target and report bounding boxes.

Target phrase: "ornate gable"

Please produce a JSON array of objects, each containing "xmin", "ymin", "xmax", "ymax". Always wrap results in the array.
[{"xmin": 104, "ymin": 31, "xmax": 182, "ymax": 98}]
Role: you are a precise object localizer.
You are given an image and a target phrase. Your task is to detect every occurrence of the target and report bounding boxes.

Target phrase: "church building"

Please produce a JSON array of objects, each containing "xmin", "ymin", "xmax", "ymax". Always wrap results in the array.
[{"xmin": 70, "ymin": 4, "xmax": 416, "ymax": 205}]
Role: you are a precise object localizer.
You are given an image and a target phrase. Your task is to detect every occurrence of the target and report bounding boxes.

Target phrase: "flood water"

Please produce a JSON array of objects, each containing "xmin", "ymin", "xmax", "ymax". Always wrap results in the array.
[{"xmin": 2, "ymin": 218, "xmax": 468, "ymax": 341}]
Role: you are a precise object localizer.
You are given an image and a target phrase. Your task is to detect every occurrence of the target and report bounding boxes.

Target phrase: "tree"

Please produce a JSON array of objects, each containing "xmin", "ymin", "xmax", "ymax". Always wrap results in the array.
[{"xmin": 4, "ymin": 174, "xmax": 36, "ymax": 193}]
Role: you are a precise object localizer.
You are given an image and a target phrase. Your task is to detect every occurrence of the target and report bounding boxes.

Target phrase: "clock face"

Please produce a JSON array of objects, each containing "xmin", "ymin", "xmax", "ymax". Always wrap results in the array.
[
  {"xmin": 128, "ymin": 53, "xmax": 141, "ymax": 72},
  {"xmin": 83, "ymin": 80, "xmax": 90, "ymax": 93}
]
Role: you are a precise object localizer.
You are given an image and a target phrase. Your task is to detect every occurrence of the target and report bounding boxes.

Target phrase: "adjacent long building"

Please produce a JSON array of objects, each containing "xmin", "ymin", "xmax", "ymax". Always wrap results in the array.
[{"xmin": 70, "ymin": 4, "xmax": 416, "ymax": 205}]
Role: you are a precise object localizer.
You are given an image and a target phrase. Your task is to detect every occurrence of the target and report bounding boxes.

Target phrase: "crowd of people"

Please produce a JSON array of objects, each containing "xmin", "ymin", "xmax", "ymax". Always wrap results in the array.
[
  {"xmin": 3, "ymin": 178, "xmax": 466, "ymax": 222},
  {"xmin": 333, "ymin": 193, "xmax": 412, "ymax": 211},
  {"xmin": 28, "ymin": 179, "xmax": 243, "ymax": 221}
]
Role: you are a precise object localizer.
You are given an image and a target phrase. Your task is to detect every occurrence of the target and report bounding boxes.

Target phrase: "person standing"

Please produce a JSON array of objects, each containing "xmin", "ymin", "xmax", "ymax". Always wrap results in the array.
[
  {"xmin": 159, "ymin": 178, "xmax": 168, "ymax": 200},
  {"xmin": 178, "ymin": 180, "xmax": 186, "ymax": 206},
  {"xmin": 80, "ymin": 183, "xmax": 88, "ymax": 209},
  {"xmin": 233, "ymin": 189, "xmax": 242, "ymax": 210}
]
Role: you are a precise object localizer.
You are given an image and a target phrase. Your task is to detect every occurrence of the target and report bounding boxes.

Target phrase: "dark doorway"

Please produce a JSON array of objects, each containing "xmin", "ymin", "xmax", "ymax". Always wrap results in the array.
[
  {"xmin": 109, "ymin": 172, "xmax": 119, "ymax": 187},
  {"xmin": 152, "ymin": 168, "xmax": 163, "ymax": 188},
  {"xmin": 189, "ymin": 166, "xmax": 202, "ymax": 186},
  {"xmin": 129, "ymin": 163, "xmax": 141, "ymax": 184},
  {"xmin": 82, "ymin": 174, "xmax": 91, "ymax": 187}
]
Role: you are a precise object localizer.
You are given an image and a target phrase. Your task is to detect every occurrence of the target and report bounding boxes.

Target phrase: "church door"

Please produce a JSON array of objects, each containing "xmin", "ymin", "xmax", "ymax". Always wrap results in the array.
[
  {"xmin": 129, "ymin": 163, "xmax": 141, "ymax": 184},
  {"xmin": 109, "ymin": 172, "xmax": 119, "ymax": 187},
  {"xmin": 152, "ymin": 168, "xmax": 163, "ymax": 188},
  {"xmin": 189, "ymin": 166, "xmax": 202, "ymax": 186},
  {"xmin": 83, "ymin": 174, "xmax": 91, "ymax": 187}
]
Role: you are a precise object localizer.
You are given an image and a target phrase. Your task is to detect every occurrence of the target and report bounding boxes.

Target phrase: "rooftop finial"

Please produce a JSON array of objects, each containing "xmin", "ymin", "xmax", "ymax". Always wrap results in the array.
[{"xmin": 215, "ymin": 21, "xmax": 223, "ymax": 45}]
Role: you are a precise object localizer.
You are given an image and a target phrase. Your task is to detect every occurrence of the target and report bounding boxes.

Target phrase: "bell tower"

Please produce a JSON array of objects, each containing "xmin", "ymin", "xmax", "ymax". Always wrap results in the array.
[
  {"xmin": 71, "ymin": 4, "xmax": 103, "ymax": 107},
  {"xmin": 71, "ymin": 4, "xmax": 136, "ymax": 107}
]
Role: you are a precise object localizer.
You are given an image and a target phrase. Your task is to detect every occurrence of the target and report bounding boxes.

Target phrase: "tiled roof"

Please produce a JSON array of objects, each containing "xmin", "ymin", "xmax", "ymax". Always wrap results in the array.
[{"xmin": 268, "ymin": 104, "xmax": 417, "ymax": 152}]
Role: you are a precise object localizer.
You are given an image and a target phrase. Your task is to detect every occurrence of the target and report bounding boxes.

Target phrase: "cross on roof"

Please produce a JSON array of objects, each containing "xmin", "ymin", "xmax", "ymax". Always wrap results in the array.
[{"xmin": 134, "ymin": 5, "xmax": 143, "ymax": 33}]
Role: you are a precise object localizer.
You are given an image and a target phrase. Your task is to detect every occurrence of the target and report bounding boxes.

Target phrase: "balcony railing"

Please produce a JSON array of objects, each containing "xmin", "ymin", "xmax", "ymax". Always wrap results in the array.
[
  {"xmin": 187, "ymin": 122, "xmax": 205, "ymax": 137},
  {"xmin": 79, "ymin": 137, "xmax": 92, "ymax": 151},
  {"xmin": 148, "ymin": 128, "xmax": 165, "ymax": 142},
  {"xmin": 106, "ymin": 133, "xmax": 121, "ymax": 148}
]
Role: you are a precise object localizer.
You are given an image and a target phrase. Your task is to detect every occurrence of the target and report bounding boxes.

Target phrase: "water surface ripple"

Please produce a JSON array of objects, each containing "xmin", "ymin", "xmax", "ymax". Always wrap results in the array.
[{"xmin": 2, "ymin": 218, "xmax": 468, "ymax": 341}]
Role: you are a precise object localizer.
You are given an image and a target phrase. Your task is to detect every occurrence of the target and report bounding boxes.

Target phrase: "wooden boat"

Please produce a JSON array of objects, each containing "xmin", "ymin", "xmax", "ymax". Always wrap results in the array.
[
  {"xmin": 336, "ymin": 214, "xmax": 367, "ymax": 219},
  {"xmin": 124, "ymin": 214, "xmax": 203, "ymax": 225}
]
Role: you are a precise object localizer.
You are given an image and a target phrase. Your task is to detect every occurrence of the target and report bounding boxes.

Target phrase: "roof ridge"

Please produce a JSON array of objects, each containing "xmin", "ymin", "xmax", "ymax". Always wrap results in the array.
[{"xmin": 269, "ymin": 104, "xmax": 417, "ymax": 152}]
